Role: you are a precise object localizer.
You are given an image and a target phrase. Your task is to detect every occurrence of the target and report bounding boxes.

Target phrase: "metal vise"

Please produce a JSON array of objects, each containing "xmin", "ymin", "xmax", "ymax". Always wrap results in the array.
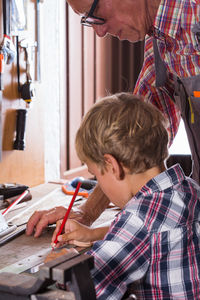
[{"xmin": 0, "ymin": 252, "xmax": 96, "ymax": 300}]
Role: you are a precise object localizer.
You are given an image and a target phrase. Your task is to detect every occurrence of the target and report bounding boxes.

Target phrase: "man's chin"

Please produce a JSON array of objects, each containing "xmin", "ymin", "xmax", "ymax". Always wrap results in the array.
[
  {"xmin": 115, "ymin": 31, "xmax": 144, "ymax": 43},
  {"xmin": 118, "ymin": 36, "xmax": 140, "ymax": 43}
]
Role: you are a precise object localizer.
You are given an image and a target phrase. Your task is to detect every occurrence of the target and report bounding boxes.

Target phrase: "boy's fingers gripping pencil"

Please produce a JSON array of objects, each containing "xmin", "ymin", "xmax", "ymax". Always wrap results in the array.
[{"xmin": 52, "ymin": 181, "xmax": 82, "ymax": 249}]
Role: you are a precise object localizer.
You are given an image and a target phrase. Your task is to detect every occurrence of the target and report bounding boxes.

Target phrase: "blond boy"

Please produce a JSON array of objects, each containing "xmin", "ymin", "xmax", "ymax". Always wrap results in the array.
[{"xmin": 52, "ymin": 93, "xmax": 200, "ymax": 300}]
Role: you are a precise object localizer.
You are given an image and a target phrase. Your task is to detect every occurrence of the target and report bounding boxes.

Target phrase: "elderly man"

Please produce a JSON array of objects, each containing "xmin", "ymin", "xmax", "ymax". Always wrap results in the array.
[{"xmin": 26, "ymin": 0, "xmax": 200, "ymax": 237}]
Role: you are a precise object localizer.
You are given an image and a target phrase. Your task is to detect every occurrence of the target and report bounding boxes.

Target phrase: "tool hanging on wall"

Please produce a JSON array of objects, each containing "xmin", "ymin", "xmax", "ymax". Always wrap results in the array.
[
  {"xmin": 13, "ymin": 37, "xmax": 36, "ymax": 150},
  {"xmin": 0, "ymin": 0, "xmax": 16, "ymax": 160},
  {"xmin": 1, "ymin": 0, "xmax": 16, "ymax": 65},
  {"xmin": 16, "ymin": 37, "xmax": 36, "ymax": 106},
  {"xmin": 13, "ymin": 108, "xmax": 27, "ymax": 150},
  {"xmin": 10, "ymin": 0, "xmax": 27, "ymax": 35}
]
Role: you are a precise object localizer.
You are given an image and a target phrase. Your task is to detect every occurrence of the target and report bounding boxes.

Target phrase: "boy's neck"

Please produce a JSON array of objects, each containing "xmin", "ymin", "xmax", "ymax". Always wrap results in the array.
[{"xmin": 127, "ymin": 164, "xmax": 166, "ymax": 200}]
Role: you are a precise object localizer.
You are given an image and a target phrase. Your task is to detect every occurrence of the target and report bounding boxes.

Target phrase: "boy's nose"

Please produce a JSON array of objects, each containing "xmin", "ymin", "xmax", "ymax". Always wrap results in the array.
[{"xmin": 92, "ymin": 24, "xmax": 108, "ymax": 37}]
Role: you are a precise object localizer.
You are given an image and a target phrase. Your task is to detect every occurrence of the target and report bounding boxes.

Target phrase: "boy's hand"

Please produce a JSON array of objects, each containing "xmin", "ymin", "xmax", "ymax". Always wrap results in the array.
[{"xmin": 51, "ymin": 219, "xmax": 93, "ymax": 248}]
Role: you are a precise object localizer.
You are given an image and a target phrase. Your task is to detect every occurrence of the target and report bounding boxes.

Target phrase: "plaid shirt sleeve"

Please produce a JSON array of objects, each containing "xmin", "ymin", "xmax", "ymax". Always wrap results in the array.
[
  {"xmin": 87, "ymin": 211, "xmax": 151, "ymax": 300},
  {"xmin": 134, "ymin": 35, "xmax": 181, "ymax": 146}
]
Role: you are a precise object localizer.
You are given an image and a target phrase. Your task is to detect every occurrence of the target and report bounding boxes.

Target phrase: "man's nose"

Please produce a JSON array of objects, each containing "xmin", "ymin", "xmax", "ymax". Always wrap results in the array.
[{"xmin": 92, "ymin": 24, "xmax": 108, "ymax": 37}]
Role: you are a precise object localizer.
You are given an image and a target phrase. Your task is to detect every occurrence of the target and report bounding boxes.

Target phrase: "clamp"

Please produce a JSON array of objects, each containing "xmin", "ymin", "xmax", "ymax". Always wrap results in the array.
[{"xmin": 0, "ymin": 252, "xmax": 96, "ymax": 300}]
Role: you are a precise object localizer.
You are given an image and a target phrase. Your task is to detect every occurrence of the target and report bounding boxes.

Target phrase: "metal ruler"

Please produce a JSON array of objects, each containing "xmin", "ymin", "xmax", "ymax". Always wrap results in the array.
[
  {"xmin": 0, "ymin": 244, "xmax": 76, "ymax": 274},
  {"xmin": 0, "ymin": 247, "xmax": 51, "ymax": 274},
  {"xmin": 0, "ymin": 212, "xmax": 8, "ymax": 233}
]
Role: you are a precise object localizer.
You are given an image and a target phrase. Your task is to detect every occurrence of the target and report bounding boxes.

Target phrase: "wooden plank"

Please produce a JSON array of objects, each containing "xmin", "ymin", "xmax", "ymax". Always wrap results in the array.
[
  {"xmin": 0, "ymin": 229, "xmax": 54, "ymax": 272},
  {"xmin": 0, "ymin": 183, "xmax": 76, "ymax": 270},
  {"xmin": 0, "ymin": 1, "xmax": 45, "ymax": 187},
  {"xmin": 0, "ymin": 183, "xmax": 118, "ymax": 272}
]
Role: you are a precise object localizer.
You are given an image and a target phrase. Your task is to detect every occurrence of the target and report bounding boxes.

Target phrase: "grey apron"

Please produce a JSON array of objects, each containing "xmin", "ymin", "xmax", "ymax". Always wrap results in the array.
[{"xmin": 153, "ymin": 39, "xmax": 200, "ymax": 184}]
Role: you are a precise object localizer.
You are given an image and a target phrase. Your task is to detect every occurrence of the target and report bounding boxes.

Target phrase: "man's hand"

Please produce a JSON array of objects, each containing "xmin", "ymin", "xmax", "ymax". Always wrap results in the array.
[
  {"xmin": 26, "ymin": 205, "xmax": 93, "ymax": 238},
  {"xmin": 26, "ymin": 206, "xmax": 67, "ymax": 237},
  {"xmin": 26, "ymin": 184, "xmax": 110, "ymax": 238}
]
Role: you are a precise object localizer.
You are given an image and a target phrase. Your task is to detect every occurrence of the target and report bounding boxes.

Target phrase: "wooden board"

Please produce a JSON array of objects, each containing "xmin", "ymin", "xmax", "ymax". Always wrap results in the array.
[
  {"xmin": 0, "ymin": 183, "xmax": 118, "ymax": 272},
  {"xmin": 0, "ymin": 1, "xmax": 45, "ymax": 187}
]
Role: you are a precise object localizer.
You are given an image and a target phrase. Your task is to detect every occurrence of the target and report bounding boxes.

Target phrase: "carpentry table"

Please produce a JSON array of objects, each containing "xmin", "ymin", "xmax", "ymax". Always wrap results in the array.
[{"xmin": 0, "ymin": 183, "xmax": 118, "ymax": 274}]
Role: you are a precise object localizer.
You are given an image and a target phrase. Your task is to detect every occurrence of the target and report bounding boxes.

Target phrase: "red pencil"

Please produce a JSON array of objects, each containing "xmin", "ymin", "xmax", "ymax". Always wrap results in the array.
[{"xmin": 52, "ymin": 181, "xmax": 82, "ymax": 247}]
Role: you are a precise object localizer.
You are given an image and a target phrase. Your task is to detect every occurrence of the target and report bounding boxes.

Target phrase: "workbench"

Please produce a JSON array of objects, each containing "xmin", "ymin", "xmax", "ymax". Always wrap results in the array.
[{"xmin": 0, "ymin": 183, "xmax": 118, "ymax": 274}]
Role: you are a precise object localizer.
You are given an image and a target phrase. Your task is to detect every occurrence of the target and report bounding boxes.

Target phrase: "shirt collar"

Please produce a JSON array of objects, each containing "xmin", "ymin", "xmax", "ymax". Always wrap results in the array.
[
  {"xmin": 153, "ymin": 0, "xmax": 184, "ymax": 39},
  {"xmin": 125, "ymin": 164, "xmax": 186, "ymax": 211},
  {"xmin": 143, "ymin": 164, "xmax": 186, "ymax": 194}
]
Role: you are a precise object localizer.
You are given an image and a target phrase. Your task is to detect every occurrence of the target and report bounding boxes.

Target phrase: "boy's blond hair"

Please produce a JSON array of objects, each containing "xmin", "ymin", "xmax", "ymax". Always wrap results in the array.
[{"xmin": 75, "ymin": 93, "xmax": 169, "ymax": 174}]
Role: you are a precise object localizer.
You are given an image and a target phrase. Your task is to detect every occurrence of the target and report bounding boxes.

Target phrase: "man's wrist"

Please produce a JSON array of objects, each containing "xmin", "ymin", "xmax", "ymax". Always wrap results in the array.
[{"xmin": 71, "ymin": 206, "xmax": 94, "ymax": 226}]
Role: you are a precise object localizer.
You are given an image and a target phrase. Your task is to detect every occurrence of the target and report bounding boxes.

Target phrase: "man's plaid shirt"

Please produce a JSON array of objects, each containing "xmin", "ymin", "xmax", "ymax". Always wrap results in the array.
[
  {"xmin": 134, "ymin": 0, "xmax": 200, "ymax": 146},
  {"xmin": 88, "ymin": 164, "xmax": 200, "ymax": 299}
]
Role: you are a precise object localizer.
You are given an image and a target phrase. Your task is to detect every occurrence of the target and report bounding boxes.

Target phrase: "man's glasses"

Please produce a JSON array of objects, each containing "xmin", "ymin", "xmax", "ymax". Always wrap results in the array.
[{"xmin": 81, "ymin": 0, "xmax": 105, "ymax": 27}]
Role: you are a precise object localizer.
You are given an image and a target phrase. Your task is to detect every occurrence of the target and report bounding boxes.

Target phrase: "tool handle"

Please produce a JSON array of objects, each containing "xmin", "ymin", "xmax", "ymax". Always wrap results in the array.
[
  {"xmin": 13, "ymin": 109, "xmax": 27, "ymax": 150},
  {"xmin": 3, "ymin": 0, "xmax": 11, "ymax": 36},
  {"xmin": 2, "ymin": 190, "xmax": 29, "ymax": 216},
  {"xmin": 62, "ymin": 184, "xmax": 89, "ymax": 198},
  {"xmin": 5, "ymin": 191, "xmax": 32, "ymax": 206},
  {"xmin": 71, "ymin": 177, "xmax": 97, "ymax": 190}
]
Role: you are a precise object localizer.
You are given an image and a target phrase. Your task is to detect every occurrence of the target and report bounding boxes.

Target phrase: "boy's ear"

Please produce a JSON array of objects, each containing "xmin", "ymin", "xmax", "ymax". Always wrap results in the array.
[{"xmin": 104, "ymin": 154, "xmax": 122, "ymax": 180}]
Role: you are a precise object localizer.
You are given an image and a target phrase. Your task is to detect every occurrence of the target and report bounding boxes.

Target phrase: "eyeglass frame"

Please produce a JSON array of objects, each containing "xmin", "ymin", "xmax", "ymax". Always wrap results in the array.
[{"xmin": 81, "ymin": 0, "xmax": 105, "ymax": 26}]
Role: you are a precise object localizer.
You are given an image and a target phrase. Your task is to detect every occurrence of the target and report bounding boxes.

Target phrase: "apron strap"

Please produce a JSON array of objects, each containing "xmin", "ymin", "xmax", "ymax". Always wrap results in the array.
[{"xmin": 153, "ymin": 38, "xmax": 167, "ymax": 87}]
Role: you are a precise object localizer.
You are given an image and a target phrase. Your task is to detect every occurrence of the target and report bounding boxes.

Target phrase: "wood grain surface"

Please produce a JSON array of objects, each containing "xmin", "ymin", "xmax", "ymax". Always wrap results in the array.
[{"xmin": 0, "ymin": 183, "xmax": 118, "ymax": 272}]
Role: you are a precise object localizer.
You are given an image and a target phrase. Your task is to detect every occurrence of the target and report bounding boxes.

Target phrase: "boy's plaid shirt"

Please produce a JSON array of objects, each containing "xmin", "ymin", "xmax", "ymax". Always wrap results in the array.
[
  {"xmin": 134, "ymin": 0, "xmax": 200, "ymax": 146},
  {"xmin": 88, "ymin": 164, "xmax": 200, "ymax": 299}
]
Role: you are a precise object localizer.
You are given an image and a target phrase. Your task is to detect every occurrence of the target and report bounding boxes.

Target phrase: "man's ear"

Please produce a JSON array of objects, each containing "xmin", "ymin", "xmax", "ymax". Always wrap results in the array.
[{"xmin": 104, "ymin": 154, "xmax": 123, "ymax": 180}]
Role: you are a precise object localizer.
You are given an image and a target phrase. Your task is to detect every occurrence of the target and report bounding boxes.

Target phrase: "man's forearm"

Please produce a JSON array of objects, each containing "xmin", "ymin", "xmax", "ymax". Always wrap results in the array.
[{"xmin": 77, "ymin": 184, "xmax": 110, "ymax": 225}]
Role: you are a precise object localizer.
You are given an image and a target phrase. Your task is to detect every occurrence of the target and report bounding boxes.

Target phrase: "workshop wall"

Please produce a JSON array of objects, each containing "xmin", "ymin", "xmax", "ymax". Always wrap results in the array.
[{"xmin": 0, "ymin": 0, "xmax": 64, "ymax": 186}]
